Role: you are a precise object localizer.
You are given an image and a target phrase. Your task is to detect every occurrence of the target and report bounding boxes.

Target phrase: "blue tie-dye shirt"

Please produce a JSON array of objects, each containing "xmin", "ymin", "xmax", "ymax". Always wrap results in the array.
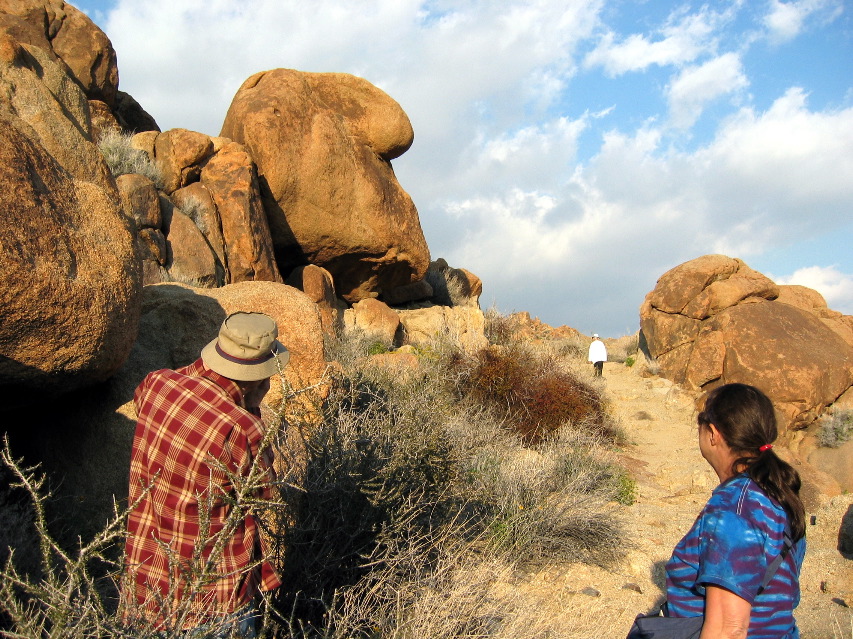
[{"xmin": 665, "ymin": 473, "xmax": 806, "ymax": 638}]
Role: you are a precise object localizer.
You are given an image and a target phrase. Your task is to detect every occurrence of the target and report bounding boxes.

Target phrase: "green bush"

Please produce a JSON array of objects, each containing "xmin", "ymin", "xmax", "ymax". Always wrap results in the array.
[
  {"xmin": 625, "ymin": 356, "xmax": 636, "ymax": 367},
  {"xmin": 366, "ymin": 341, "xmax": 389, "ymax": 356}
]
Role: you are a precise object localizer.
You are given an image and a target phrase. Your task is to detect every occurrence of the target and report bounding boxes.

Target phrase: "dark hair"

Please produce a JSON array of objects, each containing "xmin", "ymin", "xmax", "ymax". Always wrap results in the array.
[{"xmin": 698, "ymin": 383, "xmax": 805, "ymax": 540}]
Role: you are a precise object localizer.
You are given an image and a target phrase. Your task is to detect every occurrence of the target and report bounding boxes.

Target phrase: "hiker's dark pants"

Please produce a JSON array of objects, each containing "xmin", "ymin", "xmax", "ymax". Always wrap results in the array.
[{"xmin": 593, "ymin": 361, "xmax": 604, "ymax": 377}]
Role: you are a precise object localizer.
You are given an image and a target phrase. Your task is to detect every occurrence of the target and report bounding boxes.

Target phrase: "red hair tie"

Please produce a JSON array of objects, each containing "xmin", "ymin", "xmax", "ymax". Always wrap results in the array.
[{"xmin": 759, "ymin": 444, "xmax": 773, "ymax": 452}]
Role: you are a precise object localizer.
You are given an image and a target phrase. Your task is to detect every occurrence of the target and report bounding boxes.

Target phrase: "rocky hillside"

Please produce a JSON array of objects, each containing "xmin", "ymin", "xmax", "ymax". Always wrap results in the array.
[{"xmin": 1, "ymin": 0, "xmax": 851, "ymax": 603}]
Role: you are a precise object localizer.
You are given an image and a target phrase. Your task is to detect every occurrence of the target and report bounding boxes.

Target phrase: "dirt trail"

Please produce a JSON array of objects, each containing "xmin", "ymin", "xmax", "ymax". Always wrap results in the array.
[{"xmin": 510, "ymin": 361, "xmax": 853, "ymax": 638}]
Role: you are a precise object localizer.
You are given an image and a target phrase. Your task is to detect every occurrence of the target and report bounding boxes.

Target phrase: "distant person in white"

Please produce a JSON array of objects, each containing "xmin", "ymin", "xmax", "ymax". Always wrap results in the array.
[{"xmin": 588, "ymin": 334, "xmax": 607, "ymax": 377}]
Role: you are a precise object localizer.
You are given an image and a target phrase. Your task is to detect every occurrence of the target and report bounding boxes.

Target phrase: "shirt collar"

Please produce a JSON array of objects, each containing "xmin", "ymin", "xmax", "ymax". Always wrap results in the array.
[{"xmin": 188, "ymin": 358, "xmax": 245, "ymax": 407}]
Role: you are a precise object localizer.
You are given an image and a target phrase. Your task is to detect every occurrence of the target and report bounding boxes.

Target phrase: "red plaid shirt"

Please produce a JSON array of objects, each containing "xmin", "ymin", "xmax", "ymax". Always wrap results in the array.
[{"xmin": 123, "ymin": 358, "xmax": 282, "ymax": 629}]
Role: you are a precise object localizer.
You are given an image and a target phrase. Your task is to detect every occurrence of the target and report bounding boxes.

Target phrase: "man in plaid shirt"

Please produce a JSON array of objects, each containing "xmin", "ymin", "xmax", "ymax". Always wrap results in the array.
[{"xmin": 123, "ymin": 312, "xmax": 289, "ymax": 636}]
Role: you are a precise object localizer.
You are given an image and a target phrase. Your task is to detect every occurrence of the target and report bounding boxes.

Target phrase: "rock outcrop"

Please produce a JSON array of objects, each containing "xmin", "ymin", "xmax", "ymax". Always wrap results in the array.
[
  {"xmin": 120, "ymin": 130, "xmax": 283, "ymax": 287},
  {"xmin": 0, "ymin": 36, "xmax": 114, "ymax": 185},
  {"xmin": 220, "ymin": 69, "xmax": 430, "ymax": 301},
  {"xmin": 0, "ymin": 0, "xmax": 157, "ymax": 132},
  {"xmin": 640, "ymin": 255, "xmax": 853, "ymax": 431},
  {"xmin": 0, "ymin": 39, "xmax": 140, "ymax": 405},
  {"xmin": 0, "ymin": 0, "xmax": 117, "ymax": 103}
]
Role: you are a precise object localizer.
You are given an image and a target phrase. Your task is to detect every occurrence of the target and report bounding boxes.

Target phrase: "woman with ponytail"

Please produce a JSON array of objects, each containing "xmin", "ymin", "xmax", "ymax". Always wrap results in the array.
[{"xmin": 664, "ymin": 383, "xmax": 806, "ymax": 638}]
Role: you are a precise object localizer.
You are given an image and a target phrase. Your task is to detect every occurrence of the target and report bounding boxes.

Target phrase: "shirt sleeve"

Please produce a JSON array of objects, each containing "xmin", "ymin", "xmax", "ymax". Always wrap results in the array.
[{"xmin": 695, "ymin": 507, "xmax": 767, "ymax": 604}]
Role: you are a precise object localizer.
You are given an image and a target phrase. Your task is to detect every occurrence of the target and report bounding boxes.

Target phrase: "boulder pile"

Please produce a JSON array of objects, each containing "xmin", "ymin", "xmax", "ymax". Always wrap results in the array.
[
  {"xmin": 0, "ymin": 1, "xmax": 488, "ymax": 541},
  {"xmin": 640, "ymin": 255, "xmax": 853, "ymax": 432}
]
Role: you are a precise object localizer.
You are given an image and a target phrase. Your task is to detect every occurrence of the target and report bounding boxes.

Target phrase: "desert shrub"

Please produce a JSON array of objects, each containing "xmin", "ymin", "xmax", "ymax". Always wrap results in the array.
[
  {"xmin": 484, "ymin": 306, "xmax": 519, "ymax": 345},
  {"xmin": 273, "ymin": 357, "xmax": 460, "ymax": 627},
  {"xmin": 625, "ymin": 356, "xmax": 636, "ymax": 367},
  {"xmin": 454, "ymin": 344, "xmax": 616, "ymax": 445},
  {"xmin": 1, "ymin": 330, "xmax": 632, "ymax": 638},
  {"xmin": 98, "ymin": 128, "xmax": 164, "ymax": 189},
  {"xmin": 425, "ymin": 261, "xmax": 469, "ymax": 307},
  {"xmin": 554, "ymin": 336, "xmax": 587, "ymax": 359},
  {"xmin": 817, "ymin": 408, "xmax": 853, "ymax": 448}
]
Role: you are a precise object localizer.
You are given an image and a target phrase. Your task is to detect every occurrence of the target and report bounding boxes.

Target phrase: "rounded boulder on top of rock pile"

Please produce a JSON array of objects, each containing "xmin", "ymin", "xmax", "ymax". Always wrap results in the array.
[
  {"xmin": 640, "ymin": 254, "xmax": 853, "ymax": 432},
  {"xmin": 220, "ymin": 68, "xmax": 430, "ymax": 302}
]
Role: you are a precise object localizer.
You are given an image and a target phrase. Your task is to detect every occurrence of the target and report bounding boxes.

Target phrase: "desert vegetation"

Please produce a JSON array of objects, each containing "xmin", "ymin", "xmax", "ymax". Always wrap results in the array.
[
  {"xmin": 97, "ymin": 128, "xmax": 164, "ymax": 189},
  {"xmin": 817, "ymin": 408, "xmax": 853, "ymax": 448},
  {"xmin": 0, "ymin": 316, "xmax": 633, "ymax": 638}
]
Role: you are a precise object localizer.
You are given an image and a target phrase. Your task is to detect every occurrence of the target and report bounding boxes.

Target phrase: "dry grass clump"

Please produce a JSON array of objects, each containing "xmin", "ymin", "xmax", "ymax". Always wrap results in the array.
[
  {"xmin": 484, "ymin": 306, "xmax": 520, "ymax": 346},
  {"xmin": 604, "ymin": 334, "xmax": 639, "ymax": 364},
  {"xmin": 97, "ymin": 128, "xmax": 164, "ymax": 189},
  {"xmin": 818, "ymin": 408, "xmax": 853, "ymax": 448}
]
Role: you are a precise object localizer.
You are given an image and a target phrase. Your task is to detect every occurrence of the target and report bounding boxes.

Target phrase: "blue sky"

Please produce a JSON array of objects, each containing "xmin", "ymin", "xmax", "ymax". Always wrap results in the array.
[{"xmin": 75, "ymin": 0, "xmax": 852, "ymax": 337}]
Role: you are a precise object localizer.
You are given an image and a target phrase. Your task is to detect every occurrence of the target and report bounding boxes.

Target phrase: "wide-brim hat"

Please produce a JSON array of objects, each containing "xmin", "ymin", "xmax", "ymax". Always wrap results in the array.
[{"xmin": 201, "ymin": 312, "xmax": 290, "ymax": 381}]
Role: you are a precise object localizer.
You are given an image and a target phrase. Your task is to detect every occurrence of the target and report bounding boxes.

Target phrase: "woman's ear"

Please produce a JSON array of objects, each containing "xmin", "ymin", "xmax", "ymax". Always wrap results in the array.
[{"xmin": 707, "ymin": 423, "xmax": 721, "ymax": 446}]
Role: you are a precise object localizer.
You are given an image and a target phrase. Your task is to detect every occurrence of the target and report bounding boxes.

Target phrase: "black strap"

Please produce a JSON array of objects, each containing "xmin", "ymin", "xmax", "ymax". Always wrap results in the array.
[{"xmin": 757, "ymin": 529, "xmax": 794, "ymax": 594}]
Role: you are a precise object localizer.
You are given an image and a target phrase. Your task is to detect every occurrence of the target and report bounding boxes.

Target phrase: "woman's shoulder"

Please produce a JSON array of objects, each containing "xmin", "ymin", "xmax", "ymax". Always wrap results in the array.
[{"xmin": 706, "ymin": 474, "xmax": 786, "ymax": 529}]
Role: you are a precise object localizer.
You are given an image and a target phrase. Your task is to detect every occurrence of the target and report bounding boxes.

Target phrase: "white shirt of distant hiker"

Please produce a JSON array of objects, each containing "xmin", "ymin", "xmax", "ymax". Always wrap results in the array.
[{"xmin": 588, "ymin": 334, "xmax": 607, "ymax": 377}]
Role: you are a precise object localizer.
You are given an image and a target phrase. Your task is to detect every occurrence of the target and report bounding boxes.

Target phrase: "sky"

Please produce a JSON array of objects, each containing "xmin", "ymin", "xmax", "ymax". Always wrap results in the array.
[{"xmin": 74, "ymin": 0, "xmax": 853, "ymax": 337}]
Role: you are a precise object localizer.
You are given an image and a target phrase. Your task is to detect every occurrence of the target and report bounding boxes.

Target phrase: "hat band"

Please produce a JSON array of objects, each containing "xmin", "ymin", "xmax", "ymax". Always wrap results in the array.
[{"xmin": 215, "ymin": 342, "xmax": 275, "ymax": 365}]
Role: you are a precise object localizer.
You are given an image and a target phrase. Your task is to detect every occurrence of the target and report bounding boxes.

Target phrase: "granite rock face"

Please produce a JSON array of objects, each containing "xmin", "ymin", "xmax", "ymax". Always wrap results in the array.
[
  {"xmin": 640, "ymin": 255, "xmax": 853, "ymax": 431},
  {"xmin": 220, "ymin": 69, "xmax": 430, "ymax": 301},
  {"xmin": 0, "ymin": 115, "xmax": 140, "ymax": 405}
]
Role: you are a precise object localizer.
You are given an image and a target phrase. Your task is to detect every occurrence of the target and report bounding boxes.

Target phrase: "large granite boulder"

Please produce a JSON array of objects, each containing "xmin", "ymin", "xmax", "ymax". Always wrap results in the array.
[
  {"xmin": 220, "ymin": 69, "xmax": 430, "ymax": 301},
  {"xmin": 0, "ymin": 0, "xmax": 117, "ymax": 105},
  {"xmin": 640, "ymin": 255, "xmax": 853, "ymax": 431},
  {"xmin": 0, "ymin": 39, "xmax": 140, "ymax": 406},
  {"xmin": 0, "ymin": 35, "xmax": 113, "ymax": 186}
]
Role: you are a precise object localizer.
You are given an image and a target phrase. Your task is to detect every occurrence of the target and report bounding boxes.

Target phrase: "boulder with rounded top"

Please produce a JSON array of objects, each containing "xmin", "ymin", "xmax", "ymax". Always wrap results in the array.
[
  {"xmin": 345, "ymin": 298, "xmax": 401, "ymax": 344},
  {"xmin": 154, "ymin": 128, "xmax": 215, "ymax": 194},
  {"xmin": 220, "ymin": 68, "xmax": 429, "ymax": 301},
  {"xmin": 286, "ymin": 264, "xmax": 345, "ymax": 336}
]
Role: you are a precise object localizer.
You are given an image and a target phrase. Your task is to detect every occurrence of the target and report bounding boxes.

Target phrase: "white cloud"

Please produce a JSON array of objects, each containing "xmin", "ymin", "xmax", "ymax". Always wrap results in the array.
[
  {"xmin": 667, "ymin": 53, "xmax": 748, "ymax": 129},
  {"xmin": 763, "ymin": 0, "xmax": 844, "ymax": 44},
  {"xmin": 583, "ymin": 6, "xmax": 726, "ymax": 76},
  {"xmin": 775, "ymin": 266, "xmax": 853, "ymax": 314},
  {"xmin": 93, "ymin": 0, "xmax": 851, "ymax": 336}
]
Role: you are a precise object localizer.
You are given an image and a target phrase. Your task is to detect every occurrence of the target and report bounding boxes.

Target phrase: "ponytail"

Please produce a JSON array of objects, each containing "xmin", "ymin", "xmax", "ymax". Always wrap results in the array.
[
  {"xmin": 741, "ymin": 450, "xmax": 806, "ymax": 541},
  {"xmin": 702, "ymin": 383, "xmax": 806, "ymax": 541}
]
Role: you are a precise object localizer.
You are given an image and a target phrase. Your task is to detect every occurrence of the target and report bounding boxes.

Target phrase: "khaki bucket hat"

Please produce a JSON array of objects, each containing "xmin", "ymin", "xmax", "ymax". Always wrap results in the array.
[{"xmin": 201, "ymin": 312, "xmax": 290, "ymax": 381}]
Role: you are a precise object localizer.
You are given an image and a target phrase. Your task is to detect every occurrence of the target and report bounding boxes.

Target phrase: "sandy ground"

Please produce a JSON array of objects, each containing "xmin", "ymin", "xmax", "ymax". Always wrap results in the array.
[{"xmin": 507, "ymin": 361, "xmax": 853, "ymax": 638}]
